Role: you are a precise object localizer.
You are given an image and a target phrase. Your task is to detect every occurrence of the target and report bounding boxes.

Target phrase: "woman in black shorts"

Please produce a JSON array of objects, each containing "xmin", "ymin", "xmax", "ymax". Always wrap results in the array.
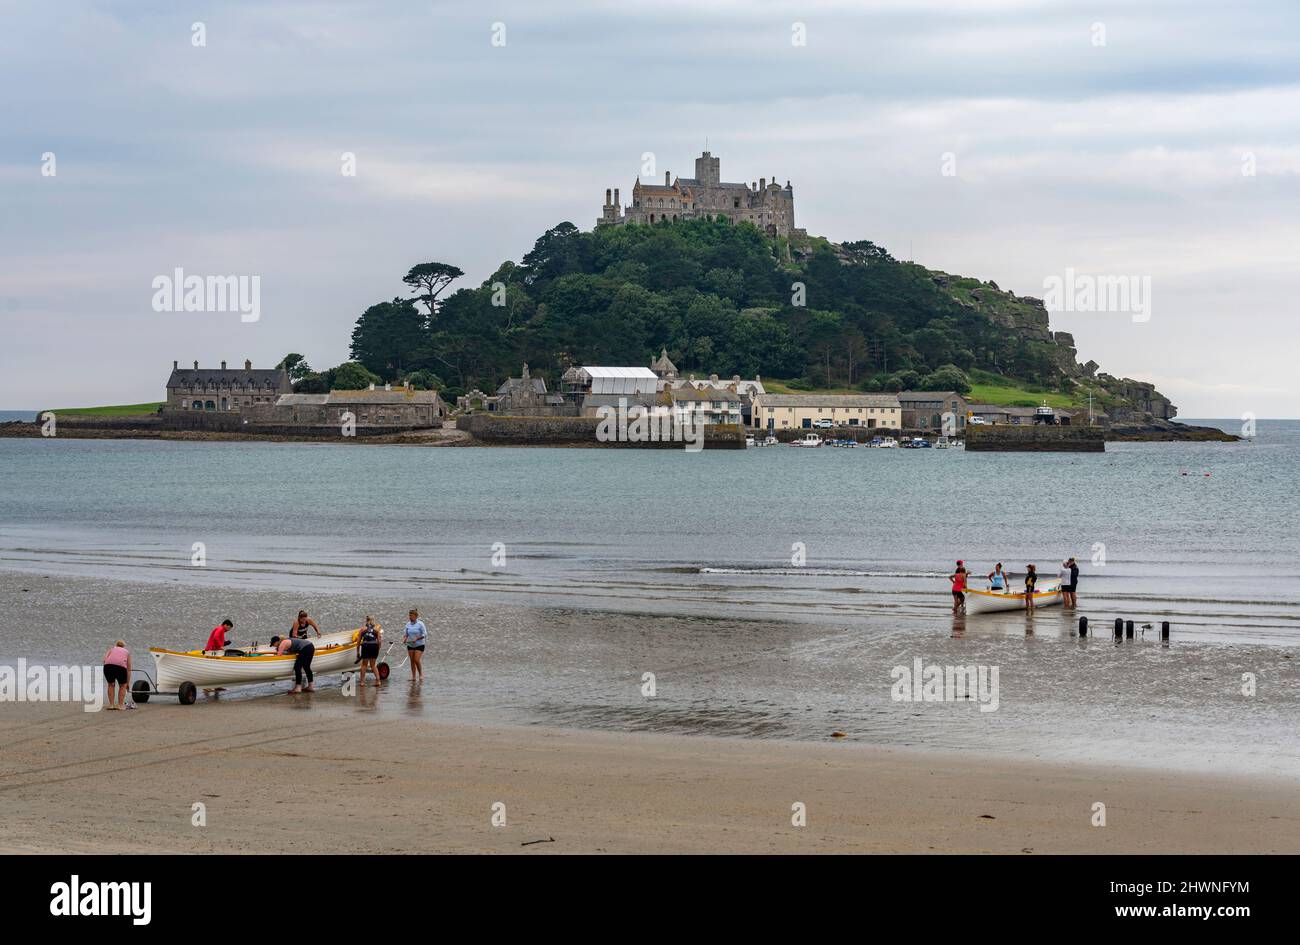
[
  {"xmin": 102, "ymin": 639, "xmax": 131, "ymax": 710},
  {"xmin": 356, "ymin": 616, "xmax": 383, "ymax": 687}
]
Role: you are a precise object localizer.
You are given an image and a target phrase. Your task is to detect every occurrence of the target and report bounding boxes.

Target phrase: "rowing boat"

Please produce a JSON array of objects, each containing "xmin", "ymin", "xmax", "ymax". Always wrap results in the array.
[
  {"xmin": 144, "ymin": 628, "xmax": 366, "ymax": 702},
  {"xmin": 963, "ymin": 582, "xmax": 1063, "ymax": 614}
]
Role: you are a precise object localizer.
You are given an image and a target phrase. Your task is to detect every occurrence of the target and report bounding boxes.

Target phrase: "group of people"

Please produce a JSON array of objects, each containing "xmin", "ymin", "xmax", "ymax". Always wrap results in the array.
[
  {"xmin": 948, "ymin": 557, "xmax": 1080, "ymax": 612},
  {"xmin": 101, "ymin": 608, "xmax": 432, "ymax": 708}
]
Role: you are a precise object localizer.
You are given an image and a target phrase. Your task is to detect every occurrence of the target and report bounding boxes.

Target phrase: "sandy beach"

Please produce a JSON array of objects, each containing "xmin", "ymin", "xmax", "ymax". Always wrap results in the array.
[{"xmin": 1, "ymin": 699, "xmax": 1296, "ymax": 854}]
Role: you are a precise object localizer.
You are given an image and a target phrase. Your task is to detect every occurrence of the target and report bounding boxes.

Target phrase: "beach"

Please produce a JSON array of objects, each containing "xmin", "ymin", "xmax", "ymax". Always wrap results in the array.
[{"xmin": 3, "ymin": 701, "xmax": 1297, "ymax": 854}]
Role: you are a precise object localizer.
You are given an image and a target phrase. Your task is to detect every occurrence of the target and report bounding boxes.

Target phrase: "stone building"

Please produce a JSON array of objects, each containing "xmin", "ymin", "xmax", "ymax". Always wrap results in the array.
[
  {"xmin": 896, "ymin": 391, "xmax": 971, "ymax": 432},
  {"xmin": 598, "ymin": 151, "xmax": 804, "ymax": 239},
  {"xmin": 751, "ymin": 393, "xmax": 902, "ymax": 431},
  {"xmin": 165, "ymin": 359, "xmax": 291, "ymax": 412},
  {"xmin": 494, "ymin": 363, "xmax": 571, "ymax": 415},
  {"xmin": 250, "ymin": 385, "xmax": 445, "ymax": 429}
]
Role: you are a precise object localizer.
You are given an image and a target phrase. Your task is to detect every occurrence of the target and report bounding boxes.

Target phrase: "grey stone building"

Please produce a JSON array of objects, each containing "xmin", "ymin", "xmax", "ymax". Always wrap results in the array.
[
  {"xmin": 249, "ymin": 385, "xmax": 445, "ymax": 429},
  {"xmin": 896, "ymin": 391, "xmax": 971, "ymax": 432},
  {"xmin": 165, "ymin": 359, "xmax": 291, "ymax": 412},
  {"xmin": 598, "ymin": 151, "xmax": 804, "ymax": 239}
]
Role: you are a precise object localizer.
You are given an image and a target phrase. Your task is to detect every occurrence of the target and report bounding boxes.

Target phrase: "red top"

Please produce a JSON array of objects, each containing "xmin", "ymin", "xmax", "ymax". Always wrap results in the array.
[
  {"xmin": 205, "ymin": 626, "xmax": 228, "ymax": 651},
  {"xmin": 952, "ymin": 572, "xmax": 966, "ymax": 591}
]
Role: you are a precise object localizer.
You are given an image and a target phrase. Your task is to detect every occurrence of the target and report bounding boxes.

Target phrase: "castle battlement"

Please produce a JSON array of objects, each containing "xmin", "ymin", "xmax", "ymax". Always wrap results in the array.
[{"xmin": 598, "ymin": 151, "xmax": 802, "ymax": 239}]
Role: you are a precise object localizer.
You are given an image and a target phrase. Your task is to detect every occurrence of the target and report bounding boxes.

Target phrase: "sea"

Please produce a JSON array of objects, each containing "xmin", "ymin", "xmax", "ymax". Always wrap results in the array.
[{"xmin": 1, "ymin": 417, "xmax": 1297, "ymax": 775}]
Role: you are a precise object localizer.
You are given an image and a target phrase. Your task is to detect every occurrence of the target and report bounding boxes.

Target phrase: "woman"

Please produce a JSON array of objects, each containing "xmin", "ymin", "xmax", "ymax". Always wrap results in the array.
[
  {"xmin": 276, "ymin": 635, "xmax": 316, "ymax": 693},
  {"xmin": 987, "ymin": 563, "xmax": 1008, "ymax": 593},
  {"xmin": 289, "ymin": 611, "xmax": 321, "ymax": 639},
  {"xmin": 949, "ymin": 561, "xmax": 967, "ymax": 613},
  {"xmin": 1024, "ymin": 564, "xmax": 1038, "ymax": 611},
  {"xmin": 356, "ymin": 616, "xmax": 383, "ymax": 687},
  {"xmin": 102, "ymin": 640, "xmax": 131, "ymax": 711},
  {"xmin": 403, "ymin": 609, "xmax": 427, "ymax": 681}
]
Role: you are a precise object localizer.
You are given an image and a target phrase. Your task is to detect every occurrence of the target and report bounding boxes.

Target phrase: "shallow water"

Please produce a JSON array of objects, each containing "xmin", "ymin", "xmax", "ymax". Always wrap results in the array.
[{"xmin": 0, "ymin": 420, "xmax": 1297, "ymax": 776}]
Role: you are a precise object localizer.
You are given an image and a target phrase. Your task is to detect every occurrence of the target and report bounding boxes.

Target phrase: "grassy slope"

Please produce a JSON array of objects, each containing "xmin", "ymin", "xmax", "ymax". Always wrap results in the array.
[{"xmin": 48, "ymin": 402, "xmax": 163, "ymax": 416}]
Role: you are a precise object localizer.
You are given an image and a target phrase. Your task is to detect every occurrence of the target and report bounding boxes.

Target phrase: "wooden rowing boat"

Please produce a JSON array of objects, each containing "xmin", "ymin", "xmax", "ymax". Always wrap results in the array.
[
  {"xmin": 147, "ymin": 628, "xmax": 365, "ymax": 699},
  {"xmin": 963, "ymin": 582, "xmax": 1063, "ymax": 614}
]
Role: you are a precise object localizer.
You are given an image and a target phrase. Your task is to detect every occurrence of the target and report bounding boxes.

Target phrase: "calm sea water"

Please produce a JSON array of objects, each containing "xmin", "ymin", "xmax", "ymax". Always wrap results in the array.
[
  {"xmin": 2, "ymin": 420, "xmax": 1298, "ymax": 776},
  {"xmin": 0, "ymin": 419, "xmax": 1296, "ymax": 644}
]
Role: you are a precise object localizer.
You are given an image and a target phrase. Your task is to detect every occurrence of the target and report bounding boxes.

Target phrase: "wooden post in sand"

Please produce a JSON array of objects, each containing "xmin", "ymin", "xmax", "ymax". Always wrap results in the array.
[
  {"xmin": 1125, "ymin": 620, "xmax": 1135, "ymax": 639},
  {"xmin": 1161, "ymin": 621, "xmax": 1170, "ymax": 640},
  {"xmin": 1113, "ymin": 618, "xmax": 1123, "ymax": 639},
  {"xmin": 1079, "ymin": 616, "xmax": 1088, "ymax": 636}
]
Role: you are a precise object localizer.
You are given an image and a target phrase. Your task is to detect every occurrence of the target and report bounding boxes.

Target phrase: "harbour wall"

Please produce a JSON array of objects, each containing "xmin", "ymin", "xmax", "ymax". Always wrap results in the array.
[
  {"xmin": 460, "ymin": 413, "xmax": 746, "ymax": 448},
  {"xmin": 964, "ymin": 425, "xmax": 1105, "ymax": 451}
]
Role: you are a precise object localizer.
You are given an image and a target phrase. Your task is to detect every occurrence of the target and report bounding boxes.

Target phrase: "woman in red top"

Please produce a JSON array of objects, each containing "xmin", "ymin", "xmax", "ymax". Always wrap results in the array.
[{"xmin": 950, "ymin": 560, "xmax": 967, "ymax": 612}]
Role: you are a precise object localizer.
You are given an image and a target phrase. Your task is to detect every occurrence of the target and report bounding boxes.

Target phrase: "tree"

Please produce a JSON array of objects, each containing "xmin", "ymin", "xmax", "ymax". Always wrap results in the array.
[
  {"xmin": 404, "ymin": 369, "xmax": 443, "ymax": 391},
  {"xmin": 331, "ymin": 361, "xmax": 381, "ymax": 390},
  {"xmin": 349, "ymin": 298, "xmax": 427, "ymax": 379},
  {"xmin": 276, "ymin": 352, "xmax": 313, "ymax": 382},
  {"xmin": 920, "ymin": 364, "xmax": 972, "ymax": 394},
  {"xmin": 402, "ymin": 262, "xmax": 464, "ymax": 318}
]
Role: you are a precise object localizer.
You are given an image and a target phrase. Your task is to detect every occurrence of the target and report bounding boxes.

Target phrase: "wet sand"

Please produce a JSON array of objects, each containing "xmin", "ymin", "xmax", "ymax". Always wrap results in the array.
[{"xmin": 1, "ymin": 700, "xmax": 1296, "ymax": 854}]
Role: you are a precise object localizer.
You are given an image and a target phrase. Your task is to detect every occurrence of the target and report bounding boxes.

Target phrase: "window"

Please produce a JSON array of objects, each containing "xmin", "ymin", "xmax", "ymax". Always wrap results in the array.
[{"xmin": 204, "ymin": 401, "xmax": 215, "ymax": 410}]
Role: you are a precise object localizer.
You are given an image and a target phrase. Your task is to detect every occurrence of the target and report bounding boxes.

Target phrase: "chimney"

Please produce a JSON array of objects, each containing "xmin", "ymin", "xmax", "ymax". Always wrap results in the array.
[
  {"xmin": 759, "ymin": 178, "xmax": 765, "ymax": 190},
  {"xmin": 752, "ymin": 181, "xmax": 757, "ymax": 190},
  {"xmin": 368, "ymin": 383, "xmax": 375, "ymax": 391},
  {"xmin": 665, "ymin": 171, "xmax": 671, "ymax": 186},
  {"xmin": 384, "ymin": 382, "xmax": 391, "ymax": 391},
  {"xmin": 605, "ymin": 188, "xmax": 612, "ymax": 205},
  {"xmin": 173, "ymin": 360, "xmax": 178, "ymax": 370},
  {"xmin": 193, "ymin": 360, "xmax": 199, "ymax": 369},
  {"xmin": 245, "ymin": 359, "xmax": 252, "ymax": 370},
  {"xmin": 614, "ymin": 188, "xmax": 620, "ymax": 205},
  {"xmin": 220, "ymin": 360, "xmax": 227, "ymax": 370}
]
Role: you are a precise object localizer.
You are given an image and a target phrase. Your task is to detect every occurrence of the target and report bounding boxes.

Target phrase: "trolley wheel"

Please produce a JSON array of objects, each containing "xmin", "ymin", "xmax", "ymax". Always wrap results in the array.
[
  {"xmin": 178, "ymin": 681, "xmax": 198, "ymax": 705},
  {"xmin": 377, "ymin": 662, "xmax": 390, "ymax": 681},
  {"xmin": 131, "ymin": 679, "xmax": 151, "ymax": 704}
]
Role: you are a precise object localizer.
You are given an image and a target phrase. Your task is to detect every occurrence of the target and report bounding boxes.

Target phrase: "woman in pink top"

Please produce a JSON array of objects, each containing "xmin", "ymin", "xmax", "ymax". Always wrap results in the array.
[
  {"xmin": 103, "ymin": 640, "xmax": 131, "ymax": 710},
  {"xmin": 949, "ymin": 561, "xmax": 967, "ymax": 613}
]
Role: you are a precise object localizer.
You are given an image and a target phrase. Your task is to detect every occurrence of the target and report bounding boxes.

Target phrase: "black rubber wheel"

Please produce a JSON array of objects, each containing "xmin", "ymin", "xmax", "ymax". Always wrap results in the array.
[
  {"xmin": 377, "ymin": 662, "xmax": 390, "ymax": 680},
  {"xmin": 178, "ymin": 681, "xmax": 197, "ymax": 705},
  {"xmin": 131, "ymin": 679, "xmax": 151, "ymax": 704}
]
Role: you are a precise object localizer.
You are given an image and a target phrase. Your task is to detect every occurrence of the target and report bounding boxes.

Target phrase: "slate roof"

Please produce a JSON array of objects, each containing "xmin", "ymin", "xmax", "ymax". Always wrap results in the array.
[
  {"xmin": 757, "ymin": 394, "xmax": 901, "ymax": 409},
  {"xmin": 168, "ymin": 368, "xmax": 288, "ymax": 389}
]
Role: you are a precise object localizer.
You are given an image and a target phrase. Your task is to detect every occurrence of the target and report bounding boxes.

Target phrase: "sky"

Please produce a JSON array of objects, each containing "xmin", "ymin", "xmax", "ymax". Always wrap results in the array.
[{"xmin": 2, "ymin": 0, "xmax": 1298, "ymax": 417}]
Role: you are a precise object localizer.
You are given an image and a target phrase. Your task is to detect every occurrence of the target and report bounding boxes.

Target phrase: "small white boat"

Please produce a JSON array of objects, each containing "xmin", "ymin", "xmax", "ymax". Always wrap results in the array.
[
  {"xmin": 877, "ymin": 437, "xmax": 899, "ymax": 448},
  {"xmin": 745, "ymin": 435, "xmax": 756, "ymax": 447},
  {"xmin": 762, "ymin": 435, "xmax": 779, "ymax": 446},
  {"xmin": 963, "ymin": 582, "xmax": 1063, "ymax": 614},
  {"xmin": 935, "ymin": 436, "xmax": 951, "ymax": 449},
  {"xmin": 142, "ymin": 628, "xmax": 373, "ymax": 703},
  {"xmin": 790, "ymin": 433, "xmax": 823, "ymax": 447}
]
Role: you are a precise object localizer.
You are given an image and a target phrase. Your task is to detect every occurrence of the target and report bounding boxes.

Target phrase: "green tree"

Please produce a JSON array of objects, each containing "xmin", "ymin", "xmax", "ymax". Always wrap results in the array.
[
  {"xmin": 331, "ymin": 361, "xmax": 382, "ymax": 390},
  {"xmin": 349, "ymin": 298, "xmax": 427, "ymax": 379},
  {"xmin": 402, "ymin": 262, "xmax": 464, "ymax": 318},
  {"xmin": 276, "ymin": 352, "xmax": 313, "ymax": 382}
]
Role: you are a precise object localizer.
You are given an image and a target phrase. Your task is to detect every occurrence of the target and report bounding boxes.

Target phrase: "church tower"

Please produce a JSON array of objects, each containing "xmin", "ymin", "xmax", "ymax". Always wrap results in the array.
[{"xmin": 694, "ymin": 151, "xmax": 720, "ymax": 187}]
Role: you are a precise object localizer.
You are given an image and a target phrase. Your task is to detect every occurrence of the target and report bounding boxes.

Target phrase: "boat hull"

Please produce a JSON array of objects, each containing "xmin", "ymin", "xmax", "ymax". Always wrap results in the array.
[
  {"xmin": 151, "ymin": 629, "xmax": 363, "ymax": 690},
  {"xmin": 963, "ymin": 584, "xmax": 1063, "ymax": 614}
]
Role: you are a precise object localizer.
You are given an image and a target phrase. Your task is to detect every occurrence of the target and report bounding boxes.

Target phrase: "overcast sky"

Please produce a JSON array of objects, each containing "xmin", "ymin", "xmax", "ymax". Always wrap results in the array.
[{"xmin": 3, "ymin": 0, "xmax": 1298, "ymax": 417}]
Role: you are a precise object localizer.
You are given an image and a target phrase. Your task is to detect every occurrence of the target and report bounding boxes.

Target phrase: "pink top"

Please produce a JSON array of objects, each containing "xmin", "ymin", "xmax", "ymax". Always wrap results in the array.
[{"xmin": 104, "ymin": 645, "xmax": 130, "ymax": 668}]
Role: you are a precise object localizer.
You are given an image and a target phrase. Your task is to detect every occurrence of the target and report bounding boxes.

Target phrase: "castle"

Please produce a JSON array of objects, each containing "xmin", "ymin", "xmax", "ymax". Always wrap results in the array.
[{"xmin": 597, "ymin": 151, "xmax": 805, "ymax": 239}]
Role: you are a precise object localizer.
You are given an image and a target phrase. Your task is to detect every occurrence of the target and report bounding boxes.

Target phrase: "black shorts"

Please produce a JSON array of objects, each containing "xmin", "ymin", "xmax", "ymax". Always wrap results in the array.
[
  {"xmin": 103, "ymin": 664, "xmax": 127, "ymax": 685},
  {"xmin": 407, "ymin": 644, "xmax": 425, "ymax": 652},
  {"xmin": 951, "ymin": 590, "xmax": 965, "ymax": 601},
  {"xmin": 360, "ymin": 642, "xmax": 379, "ymax": 659},
  {"xmin": 1063, "ymin": 584, "xmax": 1077, "ymax": 593}
]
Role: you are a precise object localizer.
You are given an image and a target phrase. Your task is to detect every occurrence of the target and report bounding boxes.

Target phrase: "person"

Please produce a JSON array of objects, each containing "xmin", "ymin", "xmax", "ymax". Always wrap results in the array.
[
  {"xmin": 103, "ymin": 640, "xmax": 131, "ymax": 711},
  {"xmin": 1065, "ymin": 557, "xmax": 1080, "ymax": 607},
  {"xmin": 289, "ymin": 611, "xmax": 321, "ymax": 639},
  {"xmin": 1057, "ymin": 560, "xmax": 1073, "ymax": 606},
  {"xmin": 356, "ymin": 616, "xmax": 383, "ymax": 687},
  {"xmin": 403, "ymin": 609, "xmax": 427, "ymax": 680},
  {"xmin": 277, "ymin": 635, "xmax": 316, "ymax": 693},
  {"xmin": 987, "ymin": 563, "xmax": 1008, "ymax": 593},
  {"xmin": 205, "ymin": 619, "xmax": 235, "ymax": 653},
  {"xmin": 949, "ymin": 561, "xmax": 967, "ymax": 613},
  {"xmin": 1024, "ymin": 564, "xmax": 1038, "ymax": 611}
]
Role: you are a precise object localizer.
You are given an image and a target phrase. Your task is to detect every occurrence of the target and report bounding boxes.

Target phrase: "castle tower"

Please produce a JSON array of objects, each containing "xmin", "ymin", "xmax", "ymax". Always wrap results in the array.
[{"xmin": 695, "ymin": 151, "xmax": 720, "ymax": 187}]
